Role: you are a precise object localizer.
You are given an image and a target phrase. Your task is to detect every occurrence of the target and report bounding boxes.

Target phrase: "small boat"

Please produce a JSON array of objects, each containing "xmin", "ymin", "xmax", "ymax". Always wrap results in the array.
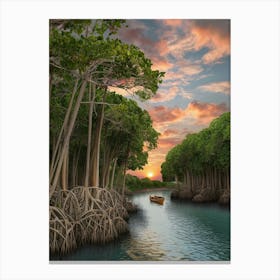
[{"xmin": 149, "ymin": 195, "xmax": 165, "ymax": 205}]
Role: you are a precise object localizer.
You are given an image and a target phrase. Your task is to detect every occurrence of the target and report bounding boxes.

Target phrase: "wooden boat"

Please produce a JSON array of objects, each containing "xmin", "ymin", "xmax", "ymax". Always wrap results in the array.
[{"xmin": 149, "ymin": 195, "xmax": 164, "ymax": 205}]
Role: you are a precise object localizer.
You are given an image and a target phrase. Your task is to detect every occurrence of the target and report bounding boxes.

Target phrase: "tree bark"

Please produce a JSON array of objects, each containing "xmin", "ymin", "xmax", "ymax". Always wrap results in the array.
[
  {"xmin": 183, "ymin": 173, "xmax": 186, "ymax": 187},
  {"xmin": 175, "ymin": 174, "xmax": 179, "ymax": 191},
  {"xmin": 84, "ymin": 83, "xmax": 95, "ymax": 187},
  {"xmin": 50, "ymin": 78, "xmax": 79, "ymax": 182},
  {"xmin": 227, "ymin": 169, "xmax": 230, "ymax": 191},
  {"xmin": 50, "ymin": 78, "xmax": 88, "ymax": 198},
  {"xmin": 61, "ymin": 143, "xmax": 68, "ymax": 191},
  {"xmin": 122, "ymin": 164, "xmax": 127, "ymax": 198},
  {"xmin": 104, "ymin": 163, "xmax": 111, "ymax": 188},
  {"xmin": 110, "ymin": 158, "xmax": 117, "ymax": 189},
  {"xmin": 91, "ymin": 88, "xmax": 107, "ymax": 187}
]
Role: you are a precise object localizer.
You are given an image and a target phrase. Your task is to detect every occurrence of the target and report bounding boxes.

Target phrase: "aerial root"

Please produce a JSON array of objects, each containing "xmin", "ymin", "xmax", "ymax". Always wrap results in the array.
[{"xmin": 49, "ymin": 186, "xmax": 129, "ymax": 255}]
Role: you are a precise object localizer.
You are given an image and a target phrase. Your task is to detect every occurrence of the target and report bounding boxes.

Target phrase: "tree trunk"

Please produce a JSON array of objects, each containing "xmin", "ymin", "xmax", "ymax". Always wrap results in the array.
[
  {"xmin": 50, "ymin": 78, "xmax": 79, "ymax": 182},
  {"xmin": 61, "ymin": 143, "xmax": 68, "ymax": 191},
  {"xmin": 73, "ymin": 146, "xmax": 81, "ymax": 187},
  {"xmin": 102, "ymin": 149, "xmax": 113, "ymax": 188},
  {"xmin": 84, "ymin": 84, "xmax": 95, "ymax": 187},
  {"xmin": 175, "ymin": 174, "xmax": 179, "ymax": 191},
  {"xmin": 183, "ymin": 173, "xmax": 186, "ymax": 187},
  {"xmin": 110, "ymin": 158, "xmax": 117, "ymax": 189},
  {"xmin": 71, "ymin": 150, "xmax": 76, "ymax": 187},
  {"xmin": 49, "ymin": 74, "xmax": 52, "ymax": 101},
  {"xmin": 218, "ymin": 170, "xmax": 222, "ymax": 189},
  {"xmin": 122, "ymin": 164, "xmax": 127, "ymax": 198},
  {"xmin": 50, "ymin": 78, "xmax": 88, "ymax": 198},
  {"xmin": 201, "ymin": 171, "xmax": 205, "ymax": 188},
  {"xmin": 227, "ymin": 169, "xmax": 230, "ymax": 191},
  {"xmin": 101, "ymin": 135, "xmax": 110, "ymax": 188},
  {"xmin": 91, "ymin": 88, "xmax": 107, "ymax": 187},
  {"xmin": 104, "ymin": 164, "xmax": 111, "ymax": 188}
]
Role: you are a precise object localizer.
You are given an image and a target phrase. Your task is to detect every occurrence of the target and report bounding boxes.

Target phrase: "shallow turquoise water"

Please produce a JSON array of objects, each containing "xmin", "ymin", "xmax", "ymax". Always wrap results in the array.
[{"xmin": 51, "ymin": 190, "xmax": 230, "ymax": 261}]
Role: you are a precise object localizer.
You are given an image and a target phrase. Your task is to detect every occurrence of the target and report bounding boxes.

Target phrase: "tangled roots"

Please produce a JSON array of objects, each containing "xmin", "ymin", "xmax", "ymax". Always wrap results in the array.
[{"xmin": 49, "ymin": 187, "xmax": 129, "ymax": 255}]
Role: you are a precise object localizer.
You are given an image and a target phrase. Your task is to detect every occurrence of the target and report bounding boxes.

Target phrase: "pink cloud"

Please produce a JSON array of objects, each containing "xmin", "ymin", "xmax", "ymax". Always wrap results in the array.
[
  {"xmin": 190, "ymin": 20, "xmax": 230, "ymax": 64},
  {"xmin": 185, "ymin": 101, "xmax": 228, "ymax": 125},
  {"xmin": 162, "ymin": 19, "xmax": 183, "ymax": 27},
  {"xmin": 148, "ymin": 101, "xmax": 229, "ymax": 126},
  {"xmin": 158, "ymin": 137, "xmax": 181, "ymax": 148},
  {"xmin": 162, "ymin": 129, "xmax": 178, "ymax": 137},
  {"xmin": 119, "ymin": 23, "xmax": 173, "ymax": 73},
  {"xmin": 157, "ymin": 19, "xmax": 230, "ymax": 64},
  {"xmin": 198, "ymin": 81, "xmax": 230, "ymax": 95},
  {"xmin": 127, "ymin": 100, "xmax": 227, "ymax": 181},
  {"xmin": 151, "ymin": 58, "xmax": 173, "ymax": 72},
  {"xmin": 155, "ymin": 40, "xmax": 170, "ymax": 56},
  {"xmin": 163, "ymin": 63, "xmax": 203, "ymax": 85},
  {"xmin": 150, "ymin": 86, "xmax": 179, "ymax": 103},
  {"xmin": 180, "ymin": 64, "xmax": 204, "ymax": 76},
  {"xmin": 148, "ymin": 105, "xmax": 186, "ymax": 123}
]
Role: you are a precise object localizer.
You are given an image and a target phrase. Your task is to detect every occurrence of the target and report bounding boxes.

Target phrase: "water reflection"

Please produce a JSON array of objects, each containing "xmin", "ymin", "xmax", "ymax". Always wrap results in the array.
[
  {"xmin": 126, "ymin": 230, "xmax": 166, "ymax": 260},
  {"xmin": 51, "ymin": 190, "xmax": 230, "ymax": 261},
  {"xmin": 126, "ymin": 190, "xmax": 230, "ymax": 261}
]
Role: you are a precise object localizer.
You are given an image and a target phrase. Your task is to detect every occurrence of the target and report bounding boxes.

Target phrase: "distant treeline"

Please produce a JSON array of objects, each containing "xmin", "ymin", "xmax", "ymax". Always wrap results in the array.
[
  {"xmin": 125, "ymin": 174, "xmax": 174, "ymax": 192},
  {"xmin": 161, "ymin": 112, "xmax": 230, "ymax": 204}
]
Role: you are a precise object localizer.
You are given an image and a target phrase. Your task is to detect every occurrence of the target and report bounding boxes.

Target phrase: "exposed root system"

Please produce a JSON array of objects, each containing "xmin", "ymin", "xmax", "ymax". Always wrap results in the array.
[{"xmin": 50, "ymin": 187, "xmax": 129, "ymax": 255}]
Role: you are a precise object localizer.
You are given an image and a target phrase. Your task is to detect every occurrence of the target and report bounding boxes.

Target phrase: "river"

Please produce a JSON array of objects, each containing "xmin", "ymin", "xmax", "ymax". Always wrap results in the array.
[{"xmin": 51, "ymin": 190, "xmax": 230, "ymax": 261}]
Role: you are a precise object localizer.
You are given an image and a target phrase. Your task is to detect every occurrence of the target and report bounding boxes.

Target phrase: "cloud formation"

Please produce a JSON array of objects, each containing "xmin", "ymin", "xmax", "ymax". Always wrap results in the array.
[
  {"xmin": 186, "ymin": 101, "xmax": 228, "ymax": 125},
  {"xmin": 117, "ymin": 20, "xmax": 230, "ymax": 180},
  {"xmin": 190, "ymin": 20, "xmax": 230, "ymax": 64},
  {"xmin": 148, "ymin": 105, "xmax": 185, "ymax": 123},
  {"xmin": 198, "ymin": 81, "xmax": 230, "ymax": 95},
  {"xmin": 149, "ymin": 101, "xmax": 228, "ymax": 126},
  {"xmin": 150, "ymin": 86, "xmax": 179, "ymax": 103}
]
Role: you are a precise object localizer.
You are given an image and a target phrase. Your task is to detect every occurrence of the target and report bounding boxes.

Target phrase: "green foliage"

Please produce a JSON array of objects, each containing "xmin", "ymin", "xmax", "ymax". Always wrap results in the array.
[
  {"xmin": 125, "ymin": 174, "xmax": 174, "ymax": 192},
  {"xmin": 49, "ymin": 19, "xmax": 164, "ymax": 189},
  {"xmin": 100, "ymin": 92, "xmax": 160, "ymax": 173},
  {"xmin": 161, "ymin": 112, "xmax": 230, "ymax": 181}
]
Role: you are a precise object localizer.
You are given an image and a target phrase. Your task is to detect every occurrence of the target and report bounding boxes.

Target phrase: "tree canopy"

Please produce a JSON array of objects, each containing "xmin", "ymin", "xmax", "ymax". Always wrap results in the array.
[{"xmin": 161, "ymin": 112, "xmax": 230, "ymax": 193}]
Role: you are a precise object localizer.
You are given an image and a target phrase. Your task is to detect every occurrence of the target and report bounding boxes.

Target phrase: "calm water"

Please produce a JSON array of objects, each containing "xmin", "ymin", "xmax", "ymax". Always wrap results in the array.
[{"xmin": 51, "ymin": 190, "xmax": 230, "ymax": 261}]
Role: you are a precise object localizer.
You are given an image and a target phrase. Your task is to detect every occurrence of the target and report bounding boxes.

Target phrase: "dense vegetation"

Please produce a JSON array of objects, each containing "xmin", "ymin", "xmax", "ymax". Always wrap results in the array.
[
  {"xmin": 125, "ymin": 174, "xmax": 174, "ymax": 192},
  {"xmin": 49, "ymin": 19, "xmax": 164, "ymax": 255},
  {"xmin": 161, "ymin": 112, "xmax": 230, "ymax": 204}
]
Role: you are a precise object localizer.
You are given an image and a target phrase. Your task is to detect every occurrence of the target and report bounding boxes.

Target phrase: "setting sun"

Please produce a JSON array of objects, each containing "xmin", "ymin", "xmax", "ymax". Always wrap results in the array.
[{"xmin": 147, "ymin": 172, "xmax": 154, "ymax": 178}]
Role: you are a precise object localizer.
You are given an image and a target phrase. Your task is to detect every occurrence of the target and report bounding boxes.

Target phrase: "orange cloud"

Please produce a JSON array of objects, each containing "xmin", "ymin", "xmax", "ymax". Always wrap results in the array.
[
  {"xmin": 148, "ymin": 105, "xmax": 185, "ymax": 123},
  {"xmin": 150, "ymin": 86, "xmax": 178, "ymax": 103},
  {"xmin": 185, "ymin": 101, "xmax": 228, "ymax": 125},
  {"xmin": 151, "ymin": 58, "xmax": 173, "ymax": 72},
  {"xmin": 181, "ymin": 64, "xmax": 204, "ymax": 76},
  {"xmin": 148, "ymin": 101, "xmax": 228, "ymax": 126},
  {"xmin": 190, "ymin": 20, "xmax": 230, "ymax": 64},
  {"xmin": 162, "ymin": 129, "xmax": 178, "ymax": 137},
  {"xmin": 163, "ymin": 19, "xmax": 183, "ymax": 27},
  {"xmin": 158, "ymin": 19, "xmax": 230, "ymax": 64},
  {"xmin": 198, "ymin": 81, "xmax": 230, "ymax": 95},
  {"xmin": 119, "ymin": 24, "xmax": 173, "ymax": 73},
  {"xmin": 155, "ymin": 40, "xmax": 170, "ymax": 56},
  {"xmin": 164, "ymin": 64, "xmax": 203, "ymax": 84},
  {"xmin": 119, "ymin": 27, "xmax": 153, "ymax": 49},
  {"xmin": 158, "ymin": 137, "xmax": 181, "ymax": 148},
  {"xmin": 129, "ymin": 101, "xmax": 228, "ymax": 181}
]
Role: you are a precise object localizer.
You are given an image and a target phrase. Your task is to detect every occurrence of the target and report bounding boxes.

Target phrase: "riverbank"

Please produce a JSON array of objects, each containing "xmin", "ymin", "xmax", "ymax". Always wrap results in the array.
[
  {"xmin": 129, "ymin": 187, "xmax": 174, "ymax": 193},
  {"xmin": 170, "ymin": 187, "xmax": 230, "ymax": 205}
]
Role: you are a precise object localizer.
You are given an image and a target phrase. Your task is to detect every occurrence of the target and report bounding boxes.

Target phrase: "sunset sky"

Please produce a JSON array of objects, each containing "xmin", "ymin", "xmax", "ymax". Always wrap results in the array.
[{"xmin": 109, "ymin": 19, "xmax": 230, "ymax": 180}]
